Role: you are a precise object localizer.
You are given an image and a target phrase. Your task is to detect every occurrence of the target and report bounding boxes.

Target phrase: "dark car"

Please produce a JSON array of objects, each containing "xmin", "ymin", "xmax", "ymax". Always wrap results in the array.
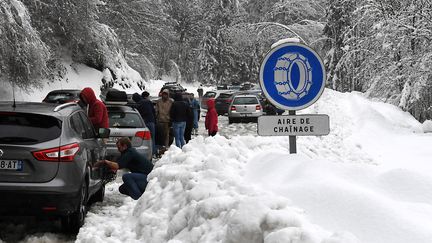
[
  {"xmin": 215, "ymin": 91, "xmax": 236, "ymax": 115},
  {"xmin": 42, "ymin": 89, "xmax": 81, "ymax": 104},
  {"xmin": 159, "ymin": 82, "xmax": 193, "ymax": 101},
  {"xmin": 0, "ymin": 102, "xmax": 110, "ymax": 233},
  {"xmin": 158, "ymin": 82, "xmax": 187, "ymax": 97}
]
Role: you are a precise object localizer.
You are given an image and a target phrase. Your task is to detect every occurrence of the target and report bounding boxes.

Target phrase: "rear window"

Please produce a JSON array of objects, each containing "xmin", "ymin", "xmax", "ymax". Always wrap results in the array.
[
  {"xmin": 108, "ymin": 112, "xmax": 144, "ymax": 128},
  {"xmin": 204, "ymin": 92, "xmax": 216, "ymax": 98},
  {"xmin": 0, "ymin": 113, "xmax": 62, "ymax": 144},
  {"xmin": 233, "ymin": 97, "xmax": 259, "ymax": 105},
  {"xmin": 218, "ymin": 93, "xmax": 233, "ymax": 99}
]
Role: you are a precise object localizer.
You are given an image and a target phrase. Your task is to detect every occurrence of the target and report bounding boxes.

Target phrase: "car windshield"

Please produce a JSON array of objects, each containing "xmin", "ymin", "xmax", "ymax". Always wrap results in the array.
[
  {"xmin": 0, "ymin": 112, "xmax": 62, "ymax": 145},
  {"xmin": 108, "ymin": 112, "xmax": 144, "ymax": 128},
  {"xmin": 233, "ymin": 97, "xmax": 259, "ymax": 105}
]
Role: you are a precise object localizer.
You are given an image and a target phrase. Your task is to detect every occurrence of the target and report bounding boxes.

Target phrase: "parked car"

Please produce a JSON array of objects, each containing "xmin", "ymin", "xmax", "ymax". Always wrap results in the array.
[
  {"xmin": 201, "ymin": 90, "xmax": 227, "ymax": 110},
  {"xmin": 0, "ymin": 101, "xmax": 110, "ymax": 233},
  {"xmin": 215, "ymin": 90, "xmax": 237, "ymax": 115},
  {"xmin": 42, "ymin": 89, "xmax": 81, "ymax": 104},
  {"xmin": 104, "ymin": 91, "xmax": 153, "ymax": 162},
  {"xmin": 227, "ymin": 94, "xmax": 264, "ymax": 123}
]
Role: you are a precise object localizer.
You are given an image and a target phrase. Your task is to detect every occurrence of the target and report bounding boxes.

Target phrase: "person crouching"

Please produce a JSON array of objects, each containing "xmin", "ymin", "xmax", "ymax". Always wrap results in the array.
[{"xmin": 97, "ymin": 137, "xmax": 153, "ymax": 200}]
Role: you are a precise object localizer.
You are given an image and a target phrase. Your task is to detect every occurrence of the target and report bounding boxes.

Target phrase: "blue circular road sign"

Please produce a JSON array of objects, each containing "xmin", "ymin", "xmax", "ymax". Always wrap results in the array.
[{"xmin": 259, "ymin": 42, "xmax": 326, "ymax": 111}]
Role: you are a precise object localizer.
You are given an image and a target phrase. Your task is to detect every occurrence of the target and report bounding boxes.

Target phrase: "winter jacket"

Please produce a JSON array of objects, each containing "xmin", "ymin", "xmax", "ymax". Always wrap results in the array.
[
  {"xmin": 132, "ymin": 93, "xmax": 156, "ymax": 124},
  {"xmin": 170, "ymin": 93, "xmax": 190, "ymax": 123},
  {"xmin": 117, "ymin": 147, "xmax": 153, "ymax": 175},
  {"xmin": 205, "ymin": 99, "xmax": 218, "ymax": 133},
  {"xmin": 190, "ymin": 98, "xmax": 201, "ymax": 121},
  {"xmin": 155, "ymin": 97, "xmax": 173, "ymax": 123},
  {"xmin": 80, "ymin": 87, "xmax": 109, "ymax": 129}
]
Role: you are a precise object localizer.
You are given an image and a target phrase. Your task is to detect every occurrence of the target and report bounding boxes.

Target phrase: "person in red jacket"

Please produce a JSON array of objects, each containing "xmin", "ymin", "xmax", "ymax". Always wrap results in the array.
[
  {"xmin": 205, "ymin": 99, "xmax": 218, "ymax": 136},
  {"xmin": 80, "ymin": 87, "xmax": 109, "ymax": 130}
]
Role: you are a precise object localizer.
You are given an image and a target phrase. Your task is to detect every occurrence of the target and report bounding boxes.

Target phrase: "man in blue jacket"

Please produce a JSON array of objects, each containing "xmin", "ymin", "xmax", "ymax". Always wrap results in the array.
[{"xmin": 97, "ymin": 137, "xmax": 153, "ymax": 200}]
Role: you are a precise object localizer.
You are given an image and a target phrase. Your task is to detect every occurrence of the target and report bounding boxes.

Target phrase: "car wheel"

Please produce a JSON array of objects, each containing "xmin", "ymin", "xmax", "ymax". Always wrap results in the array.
[
  {"xmin": 90, "ymin": 183, "xmax": 105, "ymax": 204},
  {"xmin": 228, "ymin": 118, "xmax": 233, "ymax": 124},
  {"xmin": 61, "ymin": 182, "xmax": 88, "ymax": 234}
]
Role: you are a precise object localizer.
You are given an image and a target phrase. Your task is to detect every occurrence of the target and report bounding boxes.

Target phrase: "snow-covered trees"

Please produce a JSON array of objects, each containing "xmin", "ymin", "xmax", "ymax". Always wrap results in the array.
[
  {"xmin": 2, "ymin": 0, "xmax": 431, "ymax": 121},
  {"xmin": 0, "ymin": 0, "xmax": 53, "ymax": 89},
  {"xmin": 323, "ymin": 0, "xmax": 432, "ymax": 121},
  {"xmin": 23, "ymin": 0, "xmax": 143, "ymax": 88}
]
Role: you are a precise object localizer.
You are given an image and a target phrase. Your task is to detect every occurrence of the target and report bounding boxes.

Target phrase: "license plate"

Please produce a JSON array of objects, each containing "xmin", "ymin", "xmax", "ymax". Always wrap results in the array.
[
  {"xmin": 108, "ymin": 137, "xmax": 119, "ymax": 143},
  {"xmin": 0, "ymin": 160, "xmax": 23, "ymax": 171},
  {"xmin": 241, "ymin": 113, "xmax": 251, "ymax": 117}
]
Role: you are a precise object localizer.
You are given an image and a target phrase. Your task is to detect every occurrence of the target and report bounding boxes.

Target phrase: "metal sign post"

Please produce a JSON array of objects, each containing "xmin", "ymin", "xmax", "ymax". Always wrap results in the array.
[
  {"xmin": 258, "ymin": 41, "xmax": 329, "ymax": 153},
  {"xmin": 288, "ymin": 110, "xmax": 296, "ymax": 154}
]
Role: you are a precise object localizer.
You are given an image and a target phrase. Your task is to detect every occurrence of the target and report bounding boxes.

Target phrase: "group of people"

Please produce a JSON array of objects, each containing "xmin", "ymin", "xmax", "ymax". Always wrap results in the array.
[
  {"xmin": 77, "ymin": 85, "xmax": 218, "ymax": 201},
  {"xmin": 151, "ymin": 88, "xmax": 216, "ymax": 150}
]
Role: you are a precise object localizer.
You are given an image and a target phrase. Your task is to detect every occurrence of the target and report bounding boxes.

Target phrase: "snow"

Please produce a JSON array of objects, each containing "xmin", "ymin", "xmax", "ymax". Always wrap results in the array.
[
  {"xmin": 271, "ymin": 37, "xmax": 301, "ymax": 49},
  {"xmin": 1, "ymin": 65, "xmax": 432, "ymax": 243},
  {"xmin": 423, "ymin": 120, "xmax": 432, "ymax": 133}
]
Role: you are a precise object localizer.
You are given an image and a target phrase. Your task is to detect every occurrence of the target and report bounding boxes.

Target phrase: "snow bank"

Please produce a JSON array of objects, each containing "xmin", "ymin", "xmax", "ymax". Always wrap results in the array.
[
  {"xmin": 129, "ymin": 136, "xmax": 357, "ymax": 243},
  {"xmin": 423, "ymin": 120, "xmax": 432, "ymax": 133}
]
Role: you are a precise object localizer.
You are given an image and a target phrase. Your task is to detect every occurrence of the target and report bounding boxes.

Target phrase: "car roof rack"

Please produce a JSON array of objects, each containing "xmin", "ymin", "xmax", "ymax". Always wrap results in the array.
[
  {"xmin": 103, "ymin": 90, "xmax": 128, "ymax": 105},
  {"xmin": 53, "ymin": 102, "xmax": 79, "ymax": 112}
]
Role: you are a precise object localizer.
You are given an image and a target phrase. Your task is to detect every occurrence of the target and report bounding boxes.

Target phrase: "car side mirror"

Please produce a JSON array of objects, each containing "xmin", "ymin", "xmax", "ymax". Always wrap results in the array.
[{"xmin": 98, "ymin": 128, "xmax": 110, "ymax": 138}]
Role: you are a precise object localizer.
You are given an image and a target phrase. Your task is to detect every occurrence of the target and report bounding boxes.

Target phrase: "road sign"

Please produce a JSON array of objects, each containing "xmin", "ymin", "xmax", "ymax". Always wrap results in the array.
[
  {"xmin": 259, "ymin": 42, "xmax": 326, "ymax": 111},
  {"xmin": 258, "ymin": 114, "xmax": 330, "ymax": 136}
]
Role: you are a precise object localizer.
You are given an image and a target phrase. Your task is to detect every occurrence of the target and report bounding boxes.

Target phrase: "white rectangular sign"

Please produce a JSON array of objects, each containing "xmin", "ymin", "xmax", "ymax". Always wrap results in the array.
[{"xmin": 258, "ymin": 114, "xmax": 330, "ymax": 136}]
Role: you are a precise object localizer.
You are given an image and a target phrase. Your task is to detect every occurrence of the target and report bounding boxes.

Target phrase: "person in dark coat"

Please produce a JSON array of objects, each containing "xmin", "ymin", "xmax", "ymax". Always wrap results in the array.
[
  {"xmin": 205, "ymin": 99, "xmax": 218, "ymax": 136},
  {"xmin": 197, "ymin": 85, "xmax": 204, "ymax": 99},
  {"xmin": 132, "ymin": 92, "xmax": 156, "ymax": 155},
  {"xmin": 96, "ymin": 137, "xmax": 153, "ymax": 200},
  {"xmin": 184, "ymin": 97, "xmax": 194, "ymax": 143},
  {"xmin": 170, "ymin": 93, "xmax": 190, "ymax": 148},
  {"xmin": 79, "ymin": 87, "xmax": 109, "ymax": 129}
]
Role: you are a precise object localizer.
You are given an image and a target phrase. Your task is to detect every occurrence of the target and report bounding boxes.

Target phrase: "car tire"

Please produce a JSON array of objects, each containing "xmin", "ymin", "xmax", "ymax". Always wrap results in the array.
[
  {"xmin": 61, "ymin": 182, "xmax": 88, "ymax": 234},
  {"xmin": 228, "ymin": 118, "xmax": 234, "ymax": 124},
  {"xmin": 90, "ymin": 183, "xmax": 105, "ymax": 204}
]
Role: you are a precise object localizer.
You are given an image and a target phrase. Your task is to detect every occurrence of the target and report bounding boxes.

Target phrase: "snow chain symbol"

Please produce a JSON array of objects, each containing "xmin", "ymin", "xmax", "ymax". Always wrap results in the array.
[{"xmin": 274, "ymin": 53, "xmax": 313, "ymax": 100}]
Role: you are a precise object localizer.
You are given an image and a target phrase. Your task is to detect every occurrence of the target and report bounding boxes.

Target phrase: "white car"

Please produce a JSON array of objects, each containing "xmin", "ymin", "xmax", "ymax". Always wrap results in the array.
[{"xmin": 228, "ymin": 94, "xmax": 263, "ymax": 124}]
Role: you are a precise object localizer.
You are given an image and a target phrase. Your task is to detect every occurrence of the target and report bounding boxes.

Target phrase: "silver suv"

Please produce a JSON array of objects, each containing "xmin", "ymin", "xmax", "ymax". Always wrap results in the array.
[
  {"xmin": 228, "ymin": 94, "xmax": 263, "ymax": 123},
  {"xmin": 0, "ymin": 102, "xmax": 110, "ymax": 233}
]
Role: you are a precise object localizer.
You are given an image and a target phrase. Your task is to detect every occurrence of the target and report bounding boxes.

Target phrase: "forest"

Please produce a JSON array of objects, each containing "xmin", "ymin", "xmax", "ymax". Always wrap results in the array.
[{"xmin": 1, "ymin": 0, "xmax": 431, "ymax": 122}]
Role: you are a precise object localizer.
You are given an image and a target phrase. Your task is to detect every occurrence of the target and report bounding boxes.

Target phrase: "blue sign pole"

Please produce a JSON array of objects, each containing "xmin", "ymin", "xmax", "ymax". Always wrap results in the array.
[{"xmin": 259, "ymin": 42, "xmax": 326, "ymax": 154}]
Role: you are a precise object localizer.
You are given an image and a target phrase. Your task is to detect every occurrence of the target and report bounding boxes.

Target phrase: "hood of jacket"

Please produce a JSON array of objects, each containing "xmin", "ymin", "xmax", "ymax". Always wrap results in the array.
[
  {"xmin": 132, "ymin": 93, "xmax": 143, "ymax": 103},
  {"xmin": 80, "ymin": 87, "xmax": 97, "ymax": 104},
  {"xmin": 207, "ymin": 98, "xmax": 215, "ymax": 109}
]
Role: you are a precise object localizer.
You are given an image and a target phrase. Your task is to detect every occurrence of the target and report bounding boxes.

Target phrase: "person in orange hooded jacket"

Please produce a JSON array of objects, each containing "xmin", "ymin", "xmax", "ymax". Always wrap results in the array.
[
  {"xmin": 80, "ymin": 87, "xmax": 109, "ymax": 130},
  {"xmin": 205, "ymin": 99, "xmax": 218, "ymax": 136}
]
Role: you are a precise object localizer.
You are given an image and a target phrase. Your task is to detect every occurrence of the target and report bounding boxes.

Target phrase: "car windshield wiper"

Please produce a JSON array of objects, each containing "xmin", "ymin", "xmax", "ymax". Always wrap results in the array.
[{"xmin": 0, "ymin": 137, "xmax": 39, "ymax": 144}]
